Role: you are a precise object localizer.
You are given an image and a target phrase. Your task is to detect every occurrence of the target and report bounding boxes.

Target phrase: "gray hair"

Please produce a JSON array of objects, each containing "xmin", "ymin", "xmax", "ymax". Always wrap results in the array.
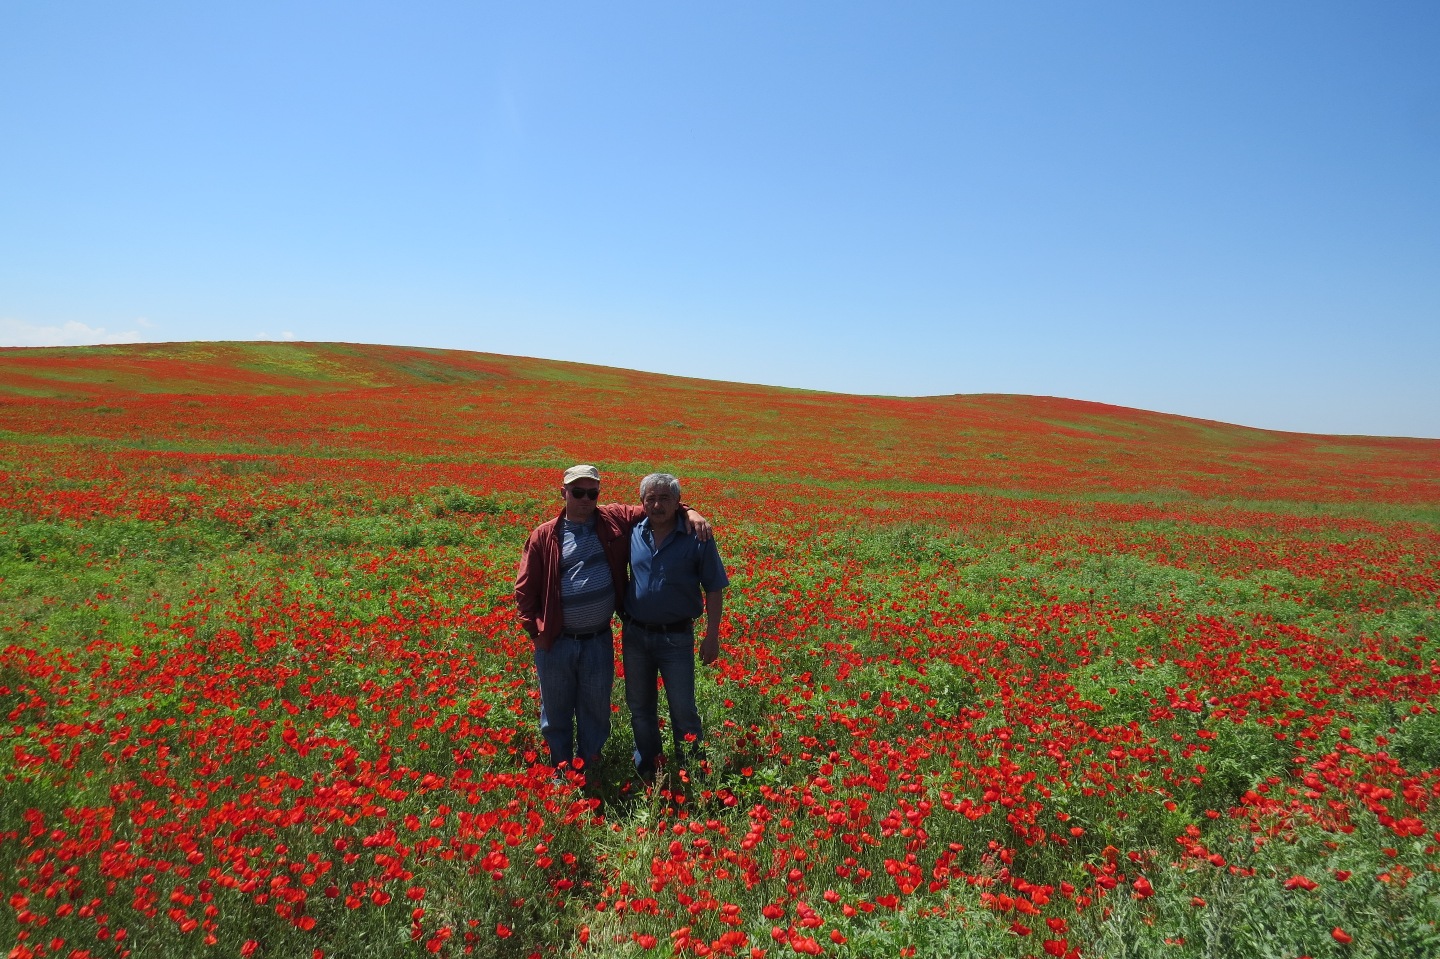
[{"xmin": 639, "ymin": 472, "xmax": 682, "ymax": 501}]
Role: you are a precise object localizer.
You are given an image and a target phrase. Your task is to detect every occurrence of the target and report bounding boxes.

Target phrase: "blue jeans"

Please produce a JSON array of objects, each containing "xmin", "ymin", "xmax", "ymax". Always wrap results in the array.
[
  {"xmin": 622, "ymin": 622, "xmax": 703, "ymax": 774},
  {"xmin": 534, "ymin": 629, "xmax": 614, "ymax": 769}
]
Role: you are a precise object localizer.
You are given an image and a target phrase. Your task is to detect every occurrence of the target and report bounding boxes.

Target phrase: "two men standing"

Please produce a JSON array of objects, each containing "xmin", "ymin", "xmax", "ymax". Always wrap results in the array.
[{"xmin": 514, "ymin": 465, "xmax": 727, "ymax": 786}]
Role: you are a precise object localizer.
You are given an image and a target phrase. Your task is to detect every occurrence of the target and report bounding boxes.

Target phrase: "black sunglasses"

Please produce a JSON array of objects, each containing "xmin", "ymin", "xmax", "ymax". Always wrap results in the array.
[{"xmin": 567, "ymin": 487, "xmax": 600, "ymax": 500}]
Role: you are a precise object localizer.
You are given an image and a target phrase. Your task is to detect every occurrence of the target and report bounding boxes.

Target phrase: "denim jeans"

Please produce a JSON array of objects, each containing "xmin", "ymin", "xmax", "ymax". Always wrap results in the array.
[
  {"xmin": 533, "ymin": 629, "xmax": 614, "ymax": 770},
  {"xmin": 622, "ymin": 622, "xmax": 703, "ymax": 774}
]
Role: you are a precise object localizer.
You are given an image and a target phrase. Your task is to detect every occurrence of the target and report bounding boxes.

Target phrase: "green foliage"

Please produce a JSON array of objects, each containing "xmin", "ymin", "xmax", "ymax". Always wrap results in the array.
[
  {"xmin": 1388, "ymin": 708, "xmax": 1440, "ymax": 771},
  {"xmin": 1074, "ymin": 815, "xmax": 1440, "ymax": 958},
  {"xmin": 430, "ymin": 485, "xmax": 506, "ymax": 516}
]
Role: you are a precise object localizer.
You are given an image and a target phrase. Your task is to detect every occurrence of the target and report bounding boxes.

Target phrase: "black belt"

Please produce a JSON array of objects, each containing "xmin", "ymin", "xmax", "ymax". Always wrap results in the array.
[
  {"xmin": 559, "ymin": 627, "xmax": 609, "ymax": 641},
  {"xmin": 625, "ymin": 617, "xmax": 693, "ymax": 633}
]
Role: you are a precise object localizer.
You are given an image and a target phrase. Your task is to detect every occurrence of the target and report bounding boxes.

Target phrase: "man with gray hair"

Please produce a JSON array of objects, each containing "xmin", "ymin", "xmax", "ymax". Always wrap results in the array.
[{"xmin": 623, "ymin": 472, "xmax": 729, "ymax": 782}]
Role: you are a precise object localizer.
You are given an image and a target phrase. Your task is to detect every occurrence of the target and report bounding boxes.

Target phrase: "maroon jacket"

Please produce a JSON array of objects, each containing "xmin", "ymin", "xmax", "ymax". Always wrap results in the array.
[{"xmin": 514, "ymin": 504, "xmax": 646, "ymax": 651}]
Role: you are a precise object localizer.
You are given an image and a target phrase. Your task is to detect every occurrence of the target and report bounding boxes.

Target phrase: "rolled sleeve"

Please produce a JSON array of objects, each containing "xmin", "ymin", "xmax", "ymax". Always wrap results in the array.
[{"xmin": 698, "ymin": 539, "xmax": 729, "ymax": 593}]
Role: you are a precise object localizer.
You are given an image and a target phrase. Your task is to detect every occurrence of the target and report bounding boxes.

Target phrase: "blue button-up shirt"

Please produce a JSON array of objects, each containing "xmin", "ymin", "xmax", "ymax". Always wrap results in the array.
[{"xmin": 626, "ymin": 516, "xmax": 729, "ymax": 623}]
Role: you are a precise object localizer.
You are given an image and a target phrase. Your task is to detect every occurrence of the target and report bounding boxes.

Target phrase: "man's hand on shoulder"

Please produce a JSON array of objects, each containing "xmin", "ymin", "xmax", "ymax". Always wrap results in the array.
[{"xmin": 685, "ymin": 507, "xmax": 712, "ymax": 542}]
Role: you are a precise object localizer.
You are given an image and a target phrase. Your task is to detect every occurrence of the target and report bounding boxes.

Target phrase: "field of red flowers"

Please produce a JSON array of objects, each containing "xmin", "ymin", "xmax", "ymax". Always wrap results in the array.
[{"xmin": 2, "ymin": 342, "xmax": 1438, "ymax": 959}]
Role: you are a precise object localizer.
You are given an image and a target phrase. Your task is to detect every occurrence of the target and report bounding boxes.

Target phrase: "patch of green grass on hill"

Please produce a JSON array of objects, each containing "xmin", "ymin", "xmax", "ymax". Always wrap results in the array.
[
  {"xmin": 0, "ymin": 383, "xmax": 79, "ymax": 399},
  {"xmin": 1171, "ymin": 416, "xmax": 1290, "ymax": 447},
  {"xmin": 0, "ymin": 361, "xmax": 126, "ymax": 388},
  {"xmin": 1038, "ymin": 418, "xmax": 1145, "ymax": 440},
  {"xmin": 382, "ymin": 358, "xmax": 497, "ymax": 384},
  {"xmin": 231, "ymin": 343, "xmax": 384, "ymax": 388}
]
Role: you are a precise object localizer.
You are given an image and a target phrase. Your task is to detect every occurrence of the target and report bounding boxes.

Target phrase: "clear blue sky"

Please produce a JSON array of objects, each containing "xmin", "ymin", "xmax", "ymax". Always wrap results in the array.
[{"xmin": 3, "ymin": 3, "xmax": 1437, "ymax": 438}]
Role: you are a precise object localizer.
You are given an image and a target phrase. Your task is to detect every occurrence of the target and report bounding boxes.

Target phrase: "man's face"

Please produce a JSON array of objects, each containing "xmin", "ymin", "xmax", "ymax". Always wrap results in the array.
[
  {"xmin": 563, "ymin": 479, "xmax": 600, "ymax": 519},
  {"xmin": 641, "ymin": 487, "xmax": 678, "ymax": 527}
]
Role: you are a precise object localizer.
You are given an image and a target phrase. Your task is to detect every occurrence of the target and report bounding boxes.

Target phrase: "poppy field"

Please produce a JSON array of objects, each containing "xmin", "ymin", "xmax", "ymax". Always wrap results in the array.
[{"xmin": 2, "ymin": 341, "xmax": 1439, "ymax": 959}]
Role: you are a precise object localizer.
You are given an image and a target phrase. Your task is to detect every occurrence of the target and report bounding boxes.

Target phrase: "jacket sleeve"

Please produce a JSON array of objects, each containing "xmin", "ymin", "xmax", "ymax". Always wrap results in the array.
[
  {"xmin": 600, "ymin": 502, "xmax": 692, "ymax": 532},
  {"xmin": 514, "ymin": 530, "xmax": 542, "ymax": 637},
  {"xmin": 600, "ymin": 503, "xmax": 647, "ymax": 531}
]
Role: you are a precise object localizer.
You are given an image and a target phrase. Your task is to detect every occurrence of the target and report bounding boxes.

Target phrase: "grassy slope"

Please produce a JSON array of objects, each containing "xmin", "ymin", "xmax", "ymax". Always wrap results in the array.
[
  {"xmin": 2, "ymin": 342, "xmax": 1439, "ymax": 959},
  {"xmin": 3, "ymin": 341, "xmax": 1436, "ymax": 510}
]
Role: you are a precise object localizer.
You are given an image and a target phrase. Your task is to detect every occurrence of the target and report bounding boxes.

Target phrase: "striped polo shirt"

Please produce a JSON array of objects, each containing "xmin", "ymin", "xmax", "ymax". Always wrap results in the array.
[{"xmin": 559, "ymin": 517, "xmax": 615, "ymax": 634}]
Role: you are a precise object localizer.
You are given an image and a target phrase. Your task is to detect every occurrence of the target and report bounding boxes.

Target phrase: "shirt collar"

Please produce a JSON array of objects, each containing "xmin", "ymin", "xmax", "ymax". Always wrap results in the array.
[{"xmin": 637, "ymin": 513, "xmax": 688, "ymax": 539}]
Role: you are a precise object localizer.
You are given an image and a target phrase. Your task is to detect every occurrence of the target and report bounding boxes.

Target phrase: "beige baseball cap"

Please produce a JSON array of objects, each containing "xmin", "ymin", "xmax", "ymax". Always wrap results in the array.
[{"xmin": 562, "ymin": 464, "xmax": 600, "ymax": 485}]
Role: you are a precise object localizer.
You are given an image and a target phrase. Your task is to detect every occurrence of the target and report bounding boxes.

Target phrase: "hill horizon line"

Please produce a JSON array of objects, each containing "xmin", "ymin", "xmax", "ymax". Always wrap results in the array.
[{"xmin": 4, "ymin": 338, "xmax": 1435, "ymax": 446}]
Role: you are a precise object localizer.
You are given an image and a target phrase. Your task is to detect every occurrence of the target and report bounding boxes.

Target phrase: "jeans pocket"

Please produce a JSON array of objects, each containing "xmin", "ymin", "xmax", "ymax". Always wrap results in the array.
[{"xmin": 663, "ymin": 630, "xmax": 695, "ymax": 651}]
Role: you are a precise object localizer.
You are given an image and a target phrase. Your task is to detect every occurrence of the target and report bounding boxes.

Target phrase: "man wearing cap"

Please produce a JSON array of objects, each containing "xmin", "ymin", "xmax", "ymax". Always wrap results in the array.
[
  {"xmin": 514, "ymin": 464, "xmax": 709, "ymax": 783},
  {"xmin": 623, "ymin": 472, "xmax": 729, "ymax": 783}
]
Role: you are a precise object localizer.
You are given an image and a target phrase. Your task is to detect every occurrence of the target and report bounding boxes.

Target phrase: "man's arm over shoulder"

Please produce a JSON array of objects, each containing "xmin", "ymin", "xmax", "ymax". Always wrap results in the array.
[
  {"xmin": 598, "ymin": 503, "xmax": 646, "ymax": 529},
  {"xmin": 683, "ymin": 503, "xmax": 713, "ymax": 541},
  {"xmin": 599, "ymin": 502, "xmax": 712, "ymax": 540}
]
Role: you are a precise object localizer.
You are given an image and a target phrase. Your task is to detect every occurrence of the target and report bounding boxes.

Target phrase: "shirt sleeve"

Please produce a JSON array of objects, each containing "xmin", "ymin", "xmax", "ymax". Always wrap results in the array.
[{"xmin": 697, "ymin": 538, "xmax": 729, "ymax": 593}]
